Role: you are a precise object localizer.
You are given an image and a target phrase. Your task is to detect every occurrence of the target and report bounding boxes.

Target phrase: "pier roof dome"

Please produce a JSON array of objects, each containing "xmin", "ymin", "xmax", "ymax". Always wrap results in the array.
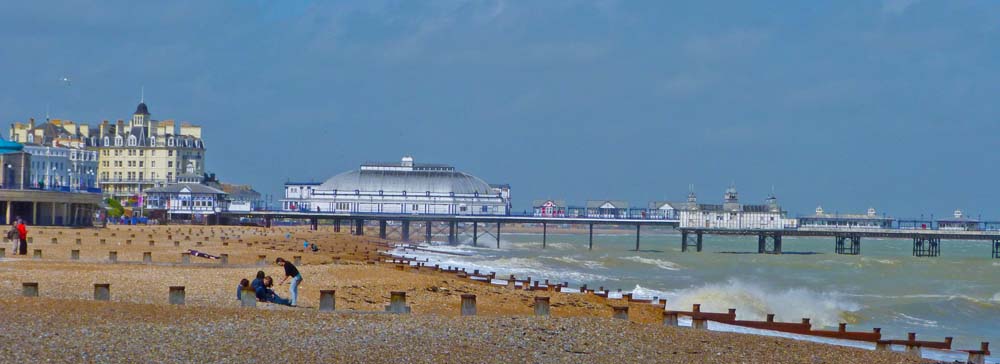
[{"xmin": 319, "ymin": 156, "xmax": 493, "ymax": 195}]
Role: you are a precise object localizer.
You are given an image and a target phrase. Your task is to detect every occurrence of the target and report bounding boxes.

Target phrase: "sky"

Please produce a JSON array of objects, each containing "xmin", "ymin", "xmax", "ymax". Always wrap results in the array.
[{"xmin": 1, "ymin": 0, "xmax": 998, "ymax": 218}]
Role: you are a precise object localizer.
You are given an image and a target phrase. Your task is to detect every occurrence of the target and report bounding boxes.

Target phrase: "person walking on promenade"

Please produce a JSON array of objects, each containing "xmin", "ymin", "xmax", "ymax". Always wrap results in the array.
[
  {"xmin": 16, "ymin": 217, "xmax": 27, "ymax": 256},
  {"xmin": 275, "ymin": 257, "xmax": 302, "ymax": 307}
]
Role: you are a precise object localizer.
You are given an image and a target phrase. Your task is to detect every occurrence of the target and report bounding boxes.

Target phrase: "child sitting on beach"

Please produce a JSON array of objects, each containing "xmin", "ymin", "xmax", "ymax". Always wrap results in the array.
[{"xmin": 237, "ymin": 278, "xmax": 249, "ymax": 300}]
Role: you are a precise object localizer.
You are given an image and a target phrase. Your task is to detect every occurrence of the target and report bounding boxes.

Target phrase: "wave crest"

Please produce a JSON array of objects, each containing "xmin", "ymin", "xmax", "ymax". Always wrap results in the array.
[{"xmin": 665, "ymin": 279, "xmax": 861, "ymax": 328}]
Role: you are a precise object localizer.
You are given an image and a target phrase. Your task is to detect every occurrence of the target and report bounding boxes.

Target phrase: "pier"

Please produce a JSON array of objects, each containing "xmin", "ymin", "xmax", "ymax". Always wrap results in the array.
[
  {"xmin": 679, "ymin": 227, "xmax": 1000, "ymax": 257},
  {"xmin": 222, "ymin": 211, "xmax": 678, "ymax": 251}
]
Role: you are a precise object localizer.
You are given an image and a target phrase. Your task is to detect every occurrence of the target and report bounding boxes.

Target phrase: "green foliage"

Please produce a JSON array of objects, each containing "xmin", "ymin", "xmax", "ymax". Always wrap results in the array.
[{"xmin": 106, "ymin": 198, "xmax": 125, "ymax": 218}]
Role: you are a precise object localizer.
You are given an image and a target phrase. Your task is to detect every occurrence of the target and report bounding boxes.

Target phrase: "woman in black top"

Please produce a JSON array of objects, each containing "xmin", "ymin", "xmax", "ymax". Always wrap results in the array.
[{"xmin": 275, "ymin": 257, "xmax": 303, "ymax": 306}]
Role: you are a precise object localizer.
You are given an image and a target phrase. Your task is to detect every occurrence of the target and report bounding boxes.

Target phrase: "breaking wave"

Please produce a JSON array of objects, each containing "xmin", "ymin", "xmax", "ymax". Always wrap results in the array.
[
  {"xmin": 663, "ymin": 279, "xmax": 861, "ymax": 328},
  {"xmin": 619, "ymin": 256, "xmax": 682, "ymax": 271}
]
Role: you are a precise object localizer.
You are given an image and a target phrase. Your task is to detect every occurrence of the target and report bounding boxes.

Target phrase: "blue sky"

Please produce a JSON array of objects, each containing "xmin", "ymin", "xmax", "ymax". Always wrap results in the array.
[{"xmin": 1, "ymin": 1, "xmax": 998, "ymax": 218}]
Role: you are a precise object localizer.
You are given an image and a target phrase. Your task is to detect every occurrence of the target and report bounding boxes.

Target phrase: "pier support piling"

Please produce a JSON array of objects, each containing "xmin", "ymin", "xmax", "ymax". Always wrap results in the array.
[
  {"xmin": 835, "ymin": 235, "xmax": 862, "ymax": 255},
  {"xmin": 425, "ymin": 222, "xmax": 432, "ymax": 243},
  {"xmin": 757, "ymin": 232, "xmax": 782, "ymax": 254},
  {"xmin": 635, "ymin": 224, "xmax": 641, "ymax": 251},
  {"xmin": 353, "ymin": 219, "xmax": 364, "ymax": 236},
  {"xmin": 379, "ymin": 220, "xmax": 387, "ymax": 240},
  {"xmin": 472, "ymin": 222, "xmax": 477, "ymax": 246},
  {"xmin": 401, "ymin": 221, "xmax": 410, "ymax": 243},
  {"xmin": 588, "ymin": 224, "xmax": 594, "ymax": 251},
  {"xmin": 448, "ymin": 221, "xmax": 457, "ymax": 244},
  {"xmin": 542, "ymin": 223, "xmax": 547, "ymax": 249},
  {"xmin": 913, "ymin": 236, "xmax": 941, "ymax": 257},
  {"xmin": 992, "ymin": 239, "xmax": 999, "ymax": 259},
  {"xmin": 496, "ymin": 223, "xmax": 501, "ymax": 249},
  {"xmin": 681, "ymin": 230, "xmax": 704, "ymax": 252},
  {"xmin": 333, "ymin": 219, "xmax": 341, "ymax": 233}
]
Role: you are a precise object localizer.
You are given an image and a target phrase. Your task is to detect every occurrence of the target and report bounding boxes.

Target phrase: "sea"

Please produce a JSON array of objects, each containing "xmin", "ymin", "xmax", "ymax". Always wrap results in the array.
[{"xmin": 389, "ymin": 230, "xmax": 1000, "ymax": 363}]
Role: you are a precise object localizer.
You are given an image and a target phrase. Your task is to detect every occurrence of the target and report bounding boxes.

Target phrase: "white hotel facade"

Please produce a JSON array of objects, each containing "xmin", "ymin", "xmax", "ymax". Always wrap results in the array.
[{"xmin": 282, "ymin": 156, "xmax": 510, "ymax": 215}]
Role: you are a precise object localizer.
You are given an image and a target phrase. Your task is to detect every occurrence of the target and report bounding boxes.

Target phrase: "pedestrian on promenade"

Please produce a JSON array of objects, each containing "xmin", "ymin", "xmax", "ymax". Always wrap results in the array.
[
  {"xmin": 16, "ymin": 217, "xmax": 27, "ymax": 256},
  {"xmin": 7, "ymin": 221, "xmax": 18, "ymax": 255},
  {"xmin": 275, "ymin": 257, "xmax": 302, "ymax": 306}
]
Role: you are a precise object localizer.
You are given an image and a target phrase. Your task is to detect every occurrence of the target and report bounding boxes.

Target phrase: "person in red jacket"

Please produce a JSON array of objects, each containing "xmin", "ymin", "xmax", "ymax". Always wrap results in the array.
[{"xmin": 16, "ymin": 217, "xmax": 27, "ymax": 256}]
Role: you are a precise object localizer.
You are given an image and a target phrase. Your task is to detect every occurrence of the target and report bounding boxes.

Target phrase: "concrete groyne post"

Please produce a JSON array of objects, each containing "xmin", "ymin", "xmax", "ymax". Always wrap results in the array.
[
  {"xmin": 386, "ymin": 291, "xmax": 410, "ymax": 314},
  {"xmin": 181, "ymin": 253, "xmax": 191, "ymax": 264},
  {"xmin": 71, "ymin": 249, "xmax": 80, "ymax": 260},
  {"xmin": 174, "ymin": 241, "xmax": 180, "ymax": 247},
  {"xmin": 51, "ymin": 237, "xmax": 57, "ymax": 244},
  {"xmin": 94, "ymin": 284, "xmax": 110, "ymax": 301},
  {"xmin": 257, "ymin": 255, "xmax": 267, "ymax": 266},
  {"xmin": 22, "ymin": 282, "xmax": 38, "ymax": 297},
  {"xmin": 966, "ymin": 342, "xmax": 990, "ymax": 364},
  {"xmin": 240, "ymin": 287, "xmax": 256, "ymax": 308},
  {"xmin": 169, "ymin": 286, "xmax": 185, "ymax": 305},
  {"xmin": 0, "ymin": 247, "xmax": 5, "ymax": 258},
  {"xmin": 460, "ymin": 294, "xmax": 477, "ymax": 316},
  {"xmin": 75, "ymin": 238, "xmax": 81, "ymax": 245},
  {"xmin": 319, "ymin": 290, "xmax": 336, "ymax": 312},
  {"xmin": 143, "ymin": 252, "xmax": 152, "ymax": 263},
  {"xmin": 692, "ymin": 304, "xmax": 707, "ymax": 329},
  {"xmin": 294, "ymin": 256, "xmax": 302, "ymax": 265},
  {"xmin": 612, "ymin": 306, "xmax": 629, "ymax": 320},
  {"xmin": 534, "ymin": 296, "xmax": 551, "ymax": 317},
  {"xmin": 904, "ymin": 333, "xmax": 921, "ymax": 358},
  {"xmin": 108, "ymin": 251, "xmax": 117, "ymax": 263},
  {"xmin": 100, "ymin": 238, "xmax": 106, "ymax": 244},
  {"xmin": 220, "ymin": 254, "xmax": 229, "ymax": 265},
  {"xmin": 663, "ymin": 311, "xmax": 679, "ymax": 326}
]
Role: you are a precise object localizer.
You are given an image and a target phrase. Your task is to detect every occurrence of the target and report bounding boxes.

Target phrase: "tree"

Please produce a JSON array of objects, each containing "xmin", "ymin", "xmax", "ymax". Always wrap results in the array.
[{"xmin": 106, "ymin": 198, "xmax": 125, "ymax": 218}]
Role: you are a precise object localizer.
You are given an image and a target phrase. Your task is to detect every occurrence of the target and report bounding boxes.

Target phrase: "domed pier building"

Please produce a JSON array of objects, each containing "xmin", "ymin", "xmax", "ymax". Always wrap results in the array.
[{"xmin": 282, "ymin": 156, "xmax": 510, "ymax": 215}]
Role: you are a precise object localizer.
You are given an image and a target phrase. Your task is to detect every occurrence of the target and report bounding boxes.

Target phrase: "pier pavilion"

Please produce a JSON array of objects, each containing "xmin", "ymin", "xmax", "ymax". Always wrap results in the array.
[
  {"xmin": 281, "ymin": 156, "xmax": 510, "ymax": 216},
  {"xmin": 798, "ymin": 207, "xmax": 893, "ymax": 230}
]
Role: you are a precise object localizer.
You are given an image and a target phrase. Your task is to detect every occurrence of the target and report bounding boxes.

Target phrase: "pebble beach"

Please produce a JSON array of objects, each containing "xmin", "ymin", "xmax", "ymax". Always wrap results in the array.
[{"xmin": 0, "ymin": 225, "xmax": 931, "ymax": 363}]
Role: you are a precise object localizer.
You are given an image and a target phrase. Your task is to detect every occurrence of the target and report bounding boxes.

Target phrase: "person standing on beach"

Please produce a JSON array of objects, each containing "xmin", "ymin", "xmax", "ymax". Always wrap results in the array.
[
  {"xmin": 7, "ymin": 221, "xmax": 18, "ymax": 255},
  {"xmin": 275, "ymin": 257, "xmax": 302, "ymax": 306},
  {"xmin": 16, "ymin": 218, "xmax": 27, "ymax": 256}
]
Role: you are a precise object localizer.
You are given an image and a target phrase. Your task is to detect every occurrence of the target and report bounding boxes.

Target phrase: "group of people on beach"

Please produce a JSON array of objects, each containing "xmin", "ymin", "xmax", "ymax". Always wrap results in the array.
[
  {"xmin": 6, "ymin": 217, "xmax": 28, "ymax": 255},
  {"xmin": 238, "ymin": 257, "xmax": 303, "ymax": 307}
]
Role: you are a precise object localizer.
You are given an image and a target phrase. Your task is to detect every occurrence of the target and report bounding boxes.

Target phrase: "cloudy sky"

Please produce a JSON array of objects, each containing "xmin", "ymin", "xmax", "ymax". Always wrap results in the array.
[{"xmin": 1, "ymin": 1, "xmax": 998, "ymax": 217}]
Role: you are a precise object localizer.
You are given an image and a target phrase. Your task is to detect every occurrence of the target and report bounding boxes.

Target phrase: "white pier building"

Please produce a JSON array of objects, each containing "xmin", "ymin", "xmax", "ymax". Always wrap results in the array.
[
  {"xmin": 282, "ymin": 156, "xmax": 510, "ymax": 215},
  {"xmin": 678, "ymin": 185, "xmax": 797, "ymax": 229}
]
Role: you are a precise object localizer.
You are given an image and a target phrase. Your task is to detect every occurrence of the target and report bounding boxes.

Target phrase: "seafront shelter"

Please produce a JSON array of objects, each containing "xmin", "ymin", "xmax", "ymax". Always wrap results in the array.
[{"xmin": 0, "ymin": 137, "xmax": 102, "ymax": 226}]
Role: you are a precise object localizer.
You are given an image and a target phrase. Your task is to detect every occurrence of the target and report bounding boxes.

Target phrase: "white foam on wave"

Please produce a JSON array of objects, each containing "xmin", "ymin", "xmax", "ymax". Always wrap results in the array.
[
  {"xmin": 545, "ymin": 256, "xmax": 605, "ymax": 270},
  {"xmin": 387, "ymin": 249, "xmax": 615, "ymax": 284},
  {"xmin": 992, "ymin": 292, "xmax": 1000, "ymax": 302},
  {"xmin": 508, "ymin": 241, "xmax": 576, "ymax": 250},
  {"xmin": 895, "ymin": 312, "xmax": 938, "ymax": 328},
  {"xmin": 664, "ymin": 278, "xmax": 861, "ymax": 328},
  {"xmin": 619, "ymin": 256, "xmax": 682, "ymax": 271}
]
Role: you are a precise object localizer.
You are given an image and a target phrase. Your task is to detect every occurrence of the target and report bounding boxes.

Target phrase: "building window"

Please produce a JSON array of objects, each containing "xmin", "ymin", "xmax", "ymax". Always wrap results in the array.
[
  {"xmin": 168, "ymin": 150, "xmax": 173, "ymax": 157},
  {"xmin": 412, "ymin": 204, "xmax": 419, "ymax": 211},
  {"xmin": 337, "ymin": 202, "xmax": 350, "ymax": 210}
]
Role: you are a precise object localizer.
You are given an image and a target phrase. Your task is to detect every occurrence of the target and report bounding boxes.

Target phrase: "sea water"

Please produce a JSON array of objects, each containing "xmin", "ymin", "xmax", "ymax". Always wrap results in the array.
[{"xmin": 390, "ymin": 231, "xmax": 1000, "ymax": 363}]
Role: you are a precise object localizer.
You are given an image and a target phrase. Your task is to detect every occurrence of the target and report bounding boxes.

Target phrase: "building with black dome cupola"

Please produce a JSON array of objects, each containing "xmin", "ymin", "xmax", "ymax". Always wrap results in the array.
[{"xmin": 92, "ymin": 100, "xmax": 207, "ymax": 208}]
